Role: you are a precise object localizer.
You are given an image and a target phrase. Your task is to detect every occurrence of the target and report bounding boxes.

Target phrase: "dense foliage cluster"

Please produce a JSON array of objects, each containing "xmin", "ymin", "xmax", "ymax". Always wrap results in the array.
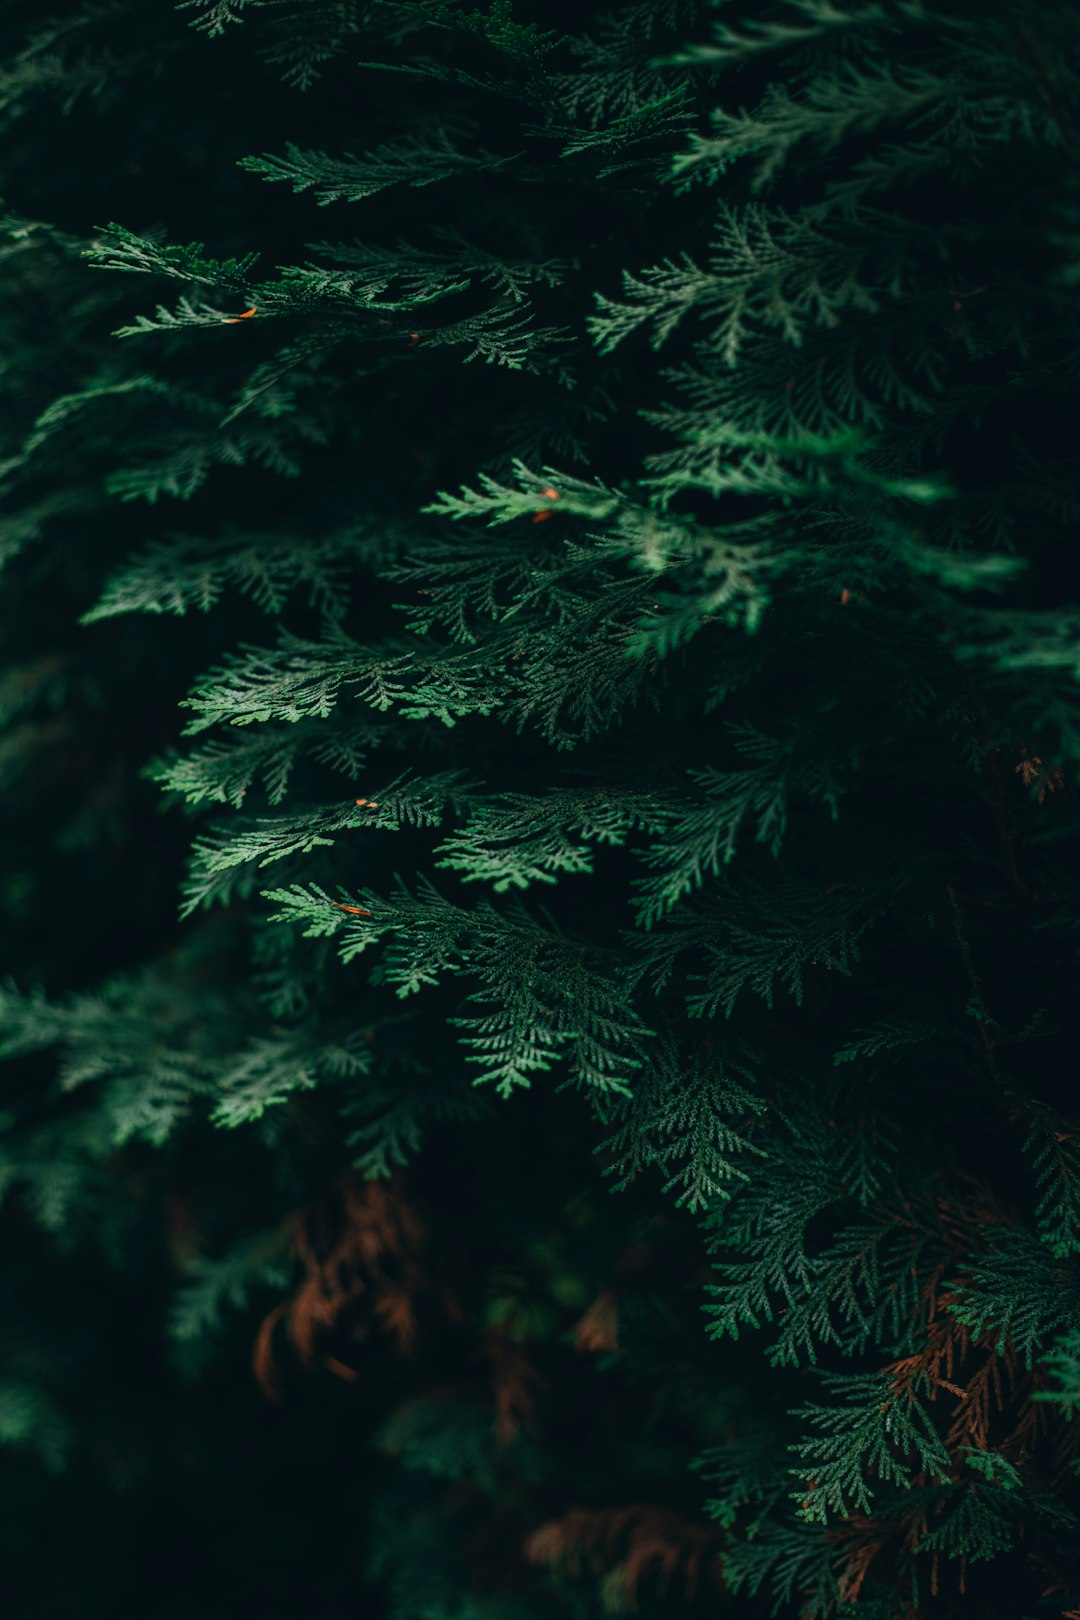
[{"xmin": 2, "ymin": 2, "xmax": 1080, "ymax": 1616}]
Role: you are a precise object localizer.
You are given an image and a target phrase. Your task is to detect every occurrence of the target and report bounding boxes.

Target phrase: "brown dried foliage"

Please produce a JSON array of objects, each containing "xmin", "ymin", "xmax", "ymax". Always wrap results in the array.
[
  {"xmin": 524, "ymin": 1505, "xmax": 721, "ymax": 1609},
  {"xmin": 484, "ymin": 1323, "xmax": 543, "ymax": 1443},
  {"xmin": 1015, "ymin": 744, "xmax": 1066, "ymax": 805},
  {"xmin": 831, "ymin": 1514, "xmax": 892, "ymax": 1607},
  {"xmin": 883, "ymin": 1277, "xmax": 1059, "ymax": 1467},
  {"xmin": 253, "ymin": 1176, "xmax": 438, "ymax": 1398},
  {"xmin": 573, "ymin": 1288, "xmax": 619, "ymax": 1353},
  {"xmin": 829, "ymin": 1185, "xmax": 1080, "ymax": 1606}
]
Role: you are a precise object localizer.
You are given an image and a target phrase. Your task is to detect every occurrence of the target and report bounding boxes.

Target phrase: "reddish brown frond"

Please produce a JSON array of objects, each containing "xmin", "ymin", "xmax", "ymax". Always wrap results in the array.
[
  {"xmin": 485, "ymin": 1325, "xmax": 543, "ymax": 1443},
  {"xmin": 252, "ymin": 1175, "xmax": 428, "ymax": 1395},
  {"xmin": 523, "ymin": 1504, "xmax": 720, "ymax": 1606},
  {"xmin": 252, "ymin": 1300, "xmax": 289, "ymax": 1401},
  {"xmin": 573, "ymin": 1288, "xmax": 619, "ymax": 1353},
  {"xmin": 831, "ymin": 1514, "xmax": 890, "ymax": 1606}
]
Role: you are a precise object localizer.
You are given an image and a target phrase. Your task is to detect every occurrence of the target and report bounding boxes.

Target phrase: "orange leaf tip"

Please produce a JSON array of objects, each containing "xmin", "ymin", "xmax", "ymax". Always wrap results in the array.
[
  {"xmin": 323, "ymin": 1356, "xmax": 359, "ymax": 1382},
  {"xmin": 334, "ymin": 903, "xmax": 371, "ymax": 916}
]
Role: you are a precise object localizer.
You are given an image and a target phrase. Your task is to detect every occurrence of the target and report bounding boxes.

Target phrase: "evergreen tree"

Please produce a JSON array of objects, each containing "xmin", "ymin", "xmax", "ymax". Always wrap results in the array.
[{"xmin": 2, "ymin": 2, "xmax": 1080, "ymax": 1616}]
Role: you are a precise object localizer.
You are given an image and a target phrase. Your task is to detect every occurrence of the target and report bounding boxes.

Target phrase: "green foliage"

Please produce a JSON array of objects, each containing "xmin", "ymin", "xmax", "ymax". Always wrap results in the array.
[
  {"xmin": 86, "ymin": 222, "xmax": 259, "ymax": 289},
  {"xmin": 170, "ymin": 1229, "xmax": 292, "ymax": 1341},
  {"xmin": 82, "ymin": 524, "xmax": 391, "ymax": 623},
  {"xmin": 949, "ymin": 1230, "xmax": 1080, "ymax": 1365},
  {"xmin": 239, "ymin": 131, "xmax": 517, "ymax": 205},
  {"xmin": 0, "ymin": 1381, "xmax": 70, "ymax": 1472},
  {"xmin": 597, "ymin": 1038, "xmax": 764, "ymax": 1211},
  {"xmin": 436, "ymin": 786, "xmax": 665, "ymax": 892},
  {"xmin": 3, "ymin": 0, "xmax": 1080, "ymax": 1616},
  {"xmin": 1038, "ymin": 1330, "xmax": 1080, "ymax": 1409},
  {"xmin": 790, "ymin": 1370, "xmax": 953, "ymax": 1523},
  {"xmin": 377, "ymin": 1394, "xmax": 541, "ymax": 1488},
  {"xmin": 0, "ymin": 971, "xmax": 226, "ymax": 1147},
  {"xmin": 266, "ymin": 877, "xmax": 650, "ymax": 1096}
]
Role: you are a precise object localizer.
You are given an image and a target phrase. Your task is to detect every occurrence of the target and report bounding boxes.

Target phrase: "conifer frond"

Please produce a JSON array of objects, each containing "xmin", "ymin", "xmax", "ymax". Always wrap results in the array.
[
  {"xmin": 790, "ymin": 1370, "xmax": 952, "ymax": 1523},
  {"xmin": 957, "ymin": 605, "xmax": 1080, "ymax": 684},
  {"xmin": 150, "ymin": 715, "xmax": 391, "ymax": 808},
  {"xmin": 632, "ymin": 874, "xmax": 888, "ymax": 1019},
  {"xmin": 21, "ymin": 370, "xmax": 208, "ymax": 455},
  {"xmin": 672, "ymin": 64, "xmax": 951, "ymax": 192},
  {"xmin": 668, "ymin": 0, "xmax": 891, "ymax": 70},
  {"xmin": 642, "ymin": 420, "xmax": 950, "ymax": 508},
  {"xmin": 713, "ymin": 1514, "xmax": 838, "ymax": 1616},
  {"xmin": 408, "ymin": 305, "xmax": 573, "ymax": 376},
  {"xmin": 0, "ymin": 2, "xmax": 137, "ymax": 124},
  {"xmin": 178, "ymin": 0, "xmax": 278, "ymax": 36},
  {"xmin": 949, "ymin": 1231, "xmax": 1080, "ymax": 1364},
  {"xmin": 111, "ymin": 294, "xmax": 257, "ymax": 336},
  {"xmin": 239, "ymin": 129, "xmax": 516, "ymax": 205},
  {"xmin": 455, "ymin": 937, "xmax": 648, "ymax": 1097},
  {"xmin": 84, "ymin": 524, "xmax": 387, "ymax": 622},
  {"xmin": 436, "ymin": 786, "xmax": 664, "ymax": 892},
  {"xmin": 346, "ymin": 1060, "xmax": 489, "ymax": 1179},
  {"xmin": 104, "ymin": 429, "xmax": 305, "ymax": 504},
  {"xmin": 187, "ymin": 770, "xmax": 473, "ymax": 884},
  {"xmin": 631, "ymin": 730, "xmax": 845, "ymax": 927},
  {"xmin": 253, "ymin": 1177, "xmax": 433, "ymax": 1393},
  {"xmin": 553, "ymin": 0, "xmax": 696, "ymax": 126},
  {"xmin": 913, "ymin": 1470, "xmax": 1030, "ymax": 1564},
  {"xmin": 258, "ymin": 0, "xmax": 360, "ymax": 90},
  {"xmin": 86, "ymin": 223, "xmax": 259, "ymax": 289},
  {"xmin": 178, "ymin": 855, "xmax": 264, "ymax": 919},
  {"xmin": 590, "ymin": 204, "xmax": 926, "ymax": 364},
  {"xmin": 550, "ymin": 85, "xmax": 694, "ymax": 179},
  {"xmin": 698, "ymin": 1097, "xmax": 925, "ymax": 1365},
  {"xmin": 3, "ymin": 0, "xmax": 1080, "ymax": 1607},
  {"xmin": 211, "ymin": 1031, "xmax": 367, "ymax": 1127},
  {"xmin": 308, "ymin": 229, "xmax": 571, "ymax": 302},
  {"xmin": 363, "ymin": 0, "xmax": 562, "ymax": 106},
  {"xmin": 1038, "ymin": 1330, "xmax": 1080, "ymax": 1409},
  {"xmin": 170, "ymin": 1229, "xmax": 292, "ymax": 1341},
  {"xmin": 0, "ymin": 972, "xmax": 235, "ymax": 1148},
  {"xmin": 524, "ymin": 1502, "xmax": 721, "ymax": 1606},
  {"xmin": 180, "ymin": 628, "xmax": 407, "ymax": 732},
  {"xmin": 1019, "ymin": 1099, "xmax": 1080, "ymax": 1260},
  {"xmin": 424, "ymin": 459, "xmax": 619, "ymax": 525},
  {"xmin": 1, "ymin": 1141, "xmax": 101, "ymax": 1236},
  {"xmin": 598, "ymin": 1038, "xmax": 764, "ymax": 1211},
  {"xmin": 833, "ymin": 1016, "xmax": 945, "ymax": 1067},
  {"xmin": 422, "ymin": 462, "xmax": 780, "ymax": 653},
  {"xmin": 267, "ymin": 879, "xmax": 649, "ymax": 1096},
  {"xmin": 0, "ymin": 489, "xmax": 91, "ymax": 572}
]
